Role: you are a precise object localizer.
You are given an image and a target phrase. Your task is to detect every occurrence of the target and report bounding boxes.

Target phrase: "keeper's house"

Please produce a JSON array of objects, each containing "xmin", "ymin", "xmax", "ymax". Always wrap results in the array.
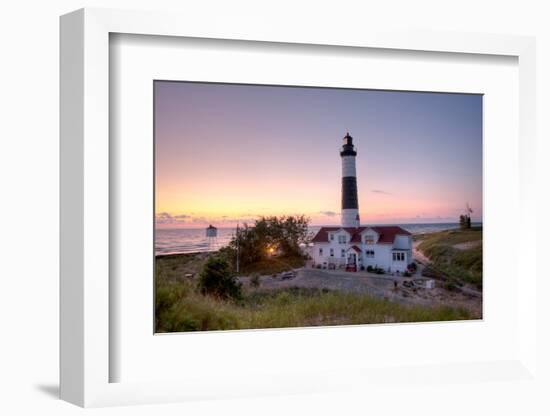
[
  {"xmin": 311, "ymin": 225, "xmax": 412, "ymax": 272},
  {"xmin": 310, "ymin": 133, "xmax": 413, "ymax": 272}
]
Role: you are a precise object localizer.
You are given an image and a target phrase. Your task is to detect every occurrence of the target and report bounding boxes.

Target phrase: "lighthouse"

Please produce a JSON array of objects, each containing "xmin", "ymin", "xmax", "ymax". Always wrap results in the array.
[
  {"xmin": 311, "ymin": 132, "xmax": 413, "ymax": 272},
  {"xmin": 340, "ymin": 132, "xmax": 360, "ymax": 228}
]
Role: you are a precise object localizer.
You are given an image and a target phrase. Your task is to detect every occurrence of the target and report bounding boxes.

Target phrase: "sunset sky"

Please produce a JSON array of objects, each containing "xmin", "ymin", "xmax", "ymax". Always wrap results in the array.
[{"xmin": 155, "ymin": 81, "xmax": 482, "ymax": 228}]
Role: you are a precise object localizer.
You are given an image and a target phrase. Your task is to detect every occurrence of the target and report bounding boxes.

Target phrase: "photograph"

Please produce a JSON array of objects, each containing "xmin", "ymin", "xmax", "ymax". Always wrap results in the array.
[{"xmin": 154, "ymin": 81, "xmax": 483, "ymax": 333}]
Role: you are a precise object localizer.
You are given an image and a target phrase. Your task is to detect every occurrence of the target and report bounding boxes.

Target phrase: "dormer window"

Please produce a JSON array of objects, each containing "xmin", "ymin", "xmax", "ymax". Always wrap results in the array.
[
  {"xmin": 364, "ymin": 235, "xmax": 375, "ymax": 244},
  {"xmin": 329, "ymin": 234, "xmax": 334, "ymax": 241},
  {"xmin": 338, "ymin": 235, "xmax": 347, "ymax": 244}
]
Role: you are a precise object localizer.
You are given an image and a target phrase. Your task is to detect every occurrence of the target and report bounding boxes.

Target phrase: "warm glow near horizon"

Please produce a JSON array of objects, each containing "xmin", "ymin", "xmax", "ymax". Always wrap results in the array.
[{"xmin": 155, "ymin": 82, "xmax": 482, "ymax": 229}]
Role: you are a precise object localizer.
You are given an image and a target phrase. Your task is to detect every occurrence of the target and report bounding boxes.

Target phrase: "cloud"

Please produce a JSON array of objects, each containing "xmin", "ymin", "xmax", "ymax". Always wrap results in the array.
[
  {"xmin": 156, "ymin": 211, "xmax": 274, "ymax": 227},
  {"xmin": 372, "ymin": 189, "xmax": 392, "ymax": 195},
  {"xmin": 190, "ymin": 217, "xmax": 205, "ymax": 223},
  {"xmin": 155, "ymin": 212, "xmax": 173, "ymax": 224},
  {"xmin": 155, "ymin": 212, "xmax": 191, "ymax": 224},
  {"xmin": 318, "ymin": 211, "xmax": 338, "ymax": 217}
]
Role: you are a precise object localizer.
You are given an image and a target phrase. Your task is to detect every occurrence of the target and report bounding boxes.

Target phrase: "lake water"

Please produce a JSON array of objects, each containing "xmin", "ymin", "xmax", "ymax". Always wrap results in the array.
[{"xmin": 155, "ymin": 222, "xmax": 479, "ymax": 256}]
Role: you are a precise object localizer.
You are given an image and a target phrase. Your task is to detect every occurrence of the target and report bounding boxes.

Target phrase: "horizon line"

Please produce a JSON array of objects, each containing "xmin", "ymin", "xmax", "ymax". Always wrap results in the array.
[{"xmin": 155, "ymin": 220, "xmax": 483, "ymax": 230}]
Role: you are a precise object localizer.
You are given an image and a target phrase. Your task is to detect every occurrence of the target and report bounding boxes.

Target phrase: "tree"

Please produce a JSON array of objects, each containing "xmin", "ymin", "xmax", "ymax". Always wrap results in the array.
[
  {"xmin": 224, "ymin": 215, "xmax": 311, "ymax": 270},
  {"xmin": 197, "ymin": 255, "xmax": 242, "ymax": 300},
  {"xmin": 270, "ymin": 215, "xmax": 310, "ymax": 257},
  {"xmin": 460, "ymin": 203, "xmax": 473, "ymax": 230}
]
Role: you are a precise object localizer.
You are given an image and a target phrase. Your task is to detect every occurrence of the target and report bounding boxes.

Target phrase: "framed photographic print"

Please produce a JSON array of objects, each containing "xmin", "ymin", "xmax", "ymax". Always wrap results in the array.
[
  {"xmin": 60, "ymin": 8, "xmax": 538, "ymax": 408},
  {"xmin": 153, "ymin": 81, "xmax": 483, "ymax": 334}
]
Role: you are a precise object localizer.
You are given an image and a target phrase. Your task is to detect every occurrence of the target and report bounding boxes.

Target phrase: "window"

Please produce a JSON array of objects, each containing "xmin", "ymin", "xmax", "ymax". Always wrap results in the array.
[
  {"xmin": 364, "ymin": 235, "xmax": 375, "ymax": 244},
  {"xmin": 330, "ymin": 248, "xmax": 334, "ymax": 257},
  {"xmin": 319, "ymin": 248, "xmax": 323, "ymax": 256},
  {"xmin": 338, "ymin": 235, "xmax": 347, "ymax": 244},
  {"xmin": 341, "ymin": 249, "xmax": 345, "ymax": 258},
  {"xmin": 392, "ymin": 252, "xmax": 405, "ymax": 262},
  {"xmin": 329, "ymin": 233, "xmax": 334, "ymax": 241},
  {"xmin": 365, "ymin": 250, "xmax": 375, "ymax": 258}
]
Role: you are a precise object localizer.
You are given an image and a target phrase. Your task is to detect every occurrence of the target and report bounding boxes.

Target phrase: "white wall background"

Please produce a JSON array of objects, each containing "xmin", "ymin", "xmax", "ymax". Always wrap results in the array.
[{"xmin": 0, "ymin": 0, "xmax": 549, "ymax": 415}]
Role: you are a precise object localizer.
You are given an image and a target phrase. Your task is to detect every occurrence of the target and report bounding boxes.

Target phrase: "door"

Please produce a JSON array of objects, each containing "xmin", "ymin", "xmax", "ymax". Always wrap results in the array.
[{"xmin": 346, "ymin": 253, "xmax": 357, "ymax": 272}]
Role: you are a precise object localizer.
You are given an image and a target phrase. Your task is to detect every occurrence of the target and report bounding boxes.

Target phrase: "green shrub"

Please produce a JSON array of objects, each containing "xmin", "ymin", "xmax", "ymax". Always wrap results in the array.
[{"xmin": 197, "ymin": 255, "xmax": 242, "ymax": 300}]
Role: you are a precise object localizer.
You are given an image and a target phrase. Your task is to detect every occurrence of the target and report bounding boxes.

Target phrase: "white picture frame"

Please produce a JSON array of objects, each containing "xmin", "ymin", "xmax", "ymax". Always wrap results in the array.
[{"xmin": 60, "ymin": 8, "xmax": 538, "ymax": 408}]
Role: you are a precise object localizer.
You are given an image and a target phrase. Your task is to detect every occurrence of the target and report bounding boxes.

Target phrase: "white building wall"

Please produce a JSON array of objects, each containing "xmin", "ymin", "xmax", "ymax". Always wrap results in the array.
[
  {"xmin": 362, "ymin": 244, "xmax": 393, "ymax": 271},
  {"xmin": 394, "ymin": 234, "xmax": 412, "ymax": 249},
  {"xmin": 328, "ymin": 230, "xmax": 351, "ymax": 266},
  {"xmin": 313, "ymin": 229, "xmax": 352, "ymax": 267},
  {"xmin": 390, "ymin": 252, "xmax": 408, "ymax": 272},
  {"xmin": 391, "ymin": 234, "xmax": 413, "ymax": 272},
  {"xmin": 311, "ymin": 242, "xmax": 329, "ymax": 265}
]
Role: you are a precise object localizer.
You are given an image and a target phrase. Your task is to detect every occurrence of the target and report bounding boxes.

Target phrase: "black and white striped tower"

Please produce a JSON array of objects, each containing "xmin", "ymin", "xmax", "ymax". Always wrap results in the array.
[{"xmin": 340, "ymin": 132, "xmax": 360, "ymax": 228}]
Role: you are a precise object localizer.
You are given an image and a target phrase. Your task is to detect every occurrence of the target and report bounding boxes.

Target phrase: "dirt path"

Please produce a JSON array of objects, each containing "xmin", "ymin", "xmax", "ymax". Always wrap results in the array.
[
  {"xmin": 239, "ymin": 267, "xmax": 482, "ymax": 317},
  {"xmin": 412, "ymin": 241, "xmax": 482, "ymax": 302},
  {"xmin": 412, "ymin": 241, "xmax": 431, "ymax": 266}
]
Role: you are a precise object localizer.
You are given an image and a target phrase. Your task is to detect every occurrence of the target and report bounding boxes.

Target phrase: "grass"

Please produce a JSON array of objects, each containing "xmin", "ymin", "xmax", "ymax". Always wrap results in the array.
[
  {"xmin": 417, "ymin": 227, "xmax": 482, "ymax": 289},
  {"xmin": 155, "ymin": 254, "xmax": 473, "ymax": 332},
  {"xmin": 155, "ymin": 252, "xmax": 305, "ymax": 279},
  {"xmin": 155, "ymin": 252, "xmax": 209, "ymax": 281}
]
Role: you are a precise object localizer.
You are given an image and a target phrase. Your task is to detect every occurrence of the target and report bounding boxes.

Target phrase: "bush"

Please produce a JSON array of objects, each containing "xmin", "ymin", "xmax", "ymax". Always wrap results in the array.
[
  {"xmin": 197, "ymin": 255, "xmax": 242, "ymax": 300},
  {"xmin": 366, "ymin": 265, "xmax": 373, "ymax": 272},
  {"xmin": 403, "ymin": 271, "xmax": 412, "ymax": 277}
]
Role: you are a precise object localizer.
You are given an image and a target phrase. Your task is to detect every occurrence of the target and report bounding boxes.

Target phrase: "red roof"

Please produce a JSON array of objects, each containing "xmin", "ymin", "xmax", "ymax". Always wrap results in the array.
[
  {"xmin": 350, "ymin": 245, "xmax": 362, "ymax": 253},
  {"xmin": 311, "ymin": 226, "xmax": 411, "ymax": 244}
]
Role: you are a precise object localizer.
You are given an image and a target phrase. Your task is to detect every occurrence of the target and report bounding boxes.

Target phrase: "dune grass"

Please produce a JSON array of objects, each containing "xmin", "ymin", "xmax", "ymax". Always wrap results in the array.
[
  {"xmin": 155, "ymin": 267, "xmax": 472, "ymax": 333},
  {"xmin": 417, "ymin": 227, "xmax": 482, "ymax": 289}
]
